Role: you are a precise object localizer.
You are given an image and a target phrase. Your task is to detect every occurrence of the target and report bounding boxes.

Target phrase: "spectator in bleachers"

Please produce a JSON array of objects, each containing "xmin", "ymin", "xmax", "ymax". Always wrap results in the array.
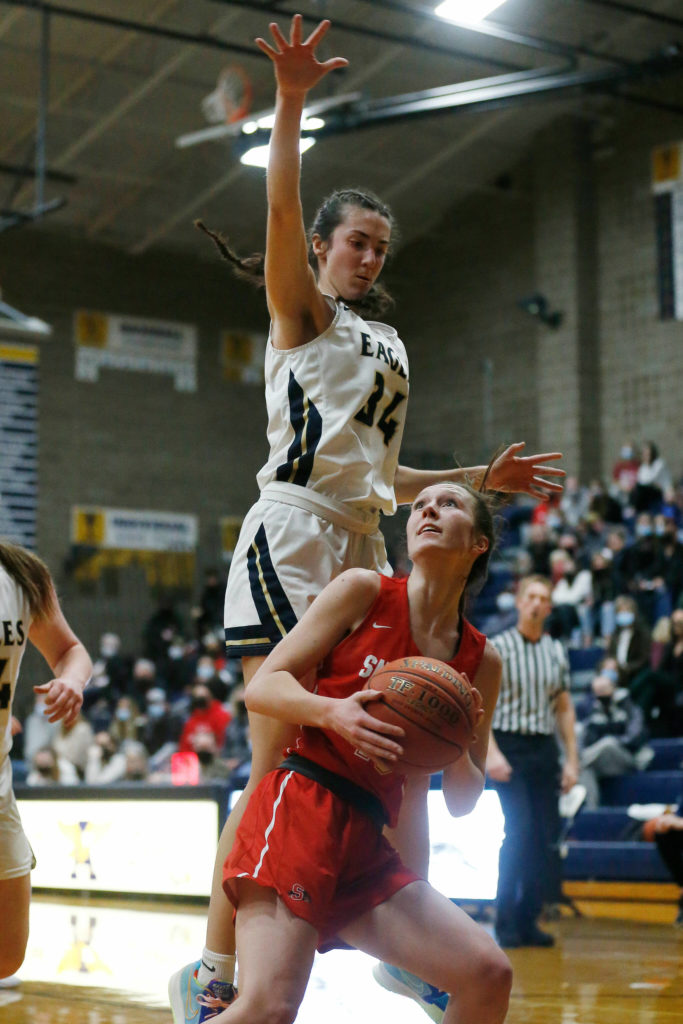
[
  {"xmin": 631, "ymin": 441, "xmax": 671, "ymax": 514},
  {"xmin": 560, "ymin": 476, "xmax": 590, "ymax": 530},
  {"xmin": 52, "ymin": 711, "xmax": 94, "ymax": 781},
  {"xmin": 122, "ymin": 741, "xmax": 150, "ymax": 782},
  {"xmin": 85, "ymin": 632, "xmax": 132, "ymax": 709},
  {"xmin": 108, "ymin": 695, "xmax": 143, "ymax": 746},
  {"xmin": 656, "ymin": 513, "xmax": 683, "ymax": 610},
  {"xmin": 587, "ymin": 480, "xmax": 623, "ymax": 525},
  {"xmin": 526, "ymin": 522, "xmax": 556, "ymax": 577},
  {"xmin": 191, "ymin": 729, "xmax": 237, "ymax": 783},
  {"xmin": 606, "ymin": 596, "xmax": 652, "ymax": 689},
  {"xmin": 192, "ymin": 568, "xmax": 225, "ymax": 640},
  {"xmin": 85, "ymin": 731, "xmax": 127, "ymax": 785},
  {"xmin": 605, "ymin": 527, "xmax": 630, "ymax": 594},
  {"xmin": 138, "ymin": 687, "xmax": 183, "ymax": 756},
  {"xmin": 142, "ymin": 594, "xmax": 184, "ymax": 664},
  {"xmin": 622, "ymin": 513, "xmax": 671, "ymax": 625},
  {"xmin": 575, "ymin": 672, "xmax": 652, "ymax": 809},
  {"xmin": 587, "ymin": 549, "xmax": 618, "ymax": 642},
  {"xmin": 178, "ymin": 683, "xmax": 231, "ymax": 754},
  {"xmin": 548, "ymin": 549, "xmax": 592, "ymax": 645},
  {"xmin": 611, "ymin": 440, "xmax": 640, "ymax": 504},
  {"xmin": 628, "ymin": 608, "xmax": 683, "ymax": 737},
  {"xmin": 130, "ymin": 657, "xmax": 164, "ymax": 704},
  {"xmin": 641, "ymin": 800, "xmax": 683, "ymax": 927},
  {"xmin": 223, "ymin": 684, "xmax": 251, "ymax": 766},
  {"xmin": 26, "ymin": 745, "xmax": 78, "ymax": 786}
]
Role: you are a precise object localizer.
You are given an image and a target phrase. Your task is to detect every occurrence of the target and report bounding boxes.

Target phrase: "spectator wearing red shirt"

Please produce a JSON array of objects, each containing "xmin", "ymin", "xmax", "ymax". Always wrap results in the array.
[{"xmin": 179, "ymin": 684, "xmax": 231, "ymax": 753}]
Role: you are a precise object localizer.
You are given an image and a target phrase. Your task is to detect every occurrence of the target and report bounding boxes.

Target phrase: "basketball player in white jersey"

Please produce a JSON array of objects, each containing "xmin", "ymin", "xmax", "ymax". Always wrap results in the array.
[
  {"xmin": 0, "ymin": 542, "xmax": 92, "ymax": 979},
  {"xmin": 170, "ymin": 15, "xmax": 564, "ymax": 1022}
]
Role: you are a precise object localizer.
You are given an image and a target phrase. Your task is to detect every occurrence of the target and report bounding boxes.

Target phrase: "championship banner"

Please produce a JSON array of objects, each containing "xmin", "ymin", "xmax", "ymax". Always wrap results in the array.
[
  {"xmin": 652, "ymin": 142, "xmax": 683, "ymax": 320},
  {"xmin": 72, "ymin": 506, "xmax": 198, "ymax": 551},
  {"xmin": 74, "ymin": 310, "xmax": 197, "ymax": 391},
  {"xmin": 70, "ymin": 506, "xmax": 198, "ymax": 588},
  {"xmin": 0, "ymin": 342, "xmax": 38, "ymax": 548},
  {"xmin": 221, "ymin": 329, "xmax": 266, "ymax": 383}
]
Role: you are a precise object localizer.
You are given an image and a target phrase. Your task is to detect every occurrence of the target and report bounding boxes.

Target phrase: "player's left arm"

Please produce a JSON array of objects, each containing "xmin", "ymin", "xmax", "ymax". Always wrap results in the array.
[
  {"xmin": 28, "ymin": 586, "xmax": 93, "ymax": 726},
  {"xmin": 394, "ymin": 443, "xmax": 565, "ymax": 505},
  {"xmin": 441, "ymin": 641, "xmax": 502, "ymax": 817}
]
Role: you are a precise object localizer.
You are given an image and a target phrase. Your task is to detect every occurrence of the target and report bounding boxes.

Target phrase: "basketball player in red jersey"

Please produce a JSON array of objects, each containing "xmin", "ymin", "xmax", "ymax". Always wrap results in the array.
[{"xmin": 202, "ymin": 482, "xmax": 511, "ymax": 1024}]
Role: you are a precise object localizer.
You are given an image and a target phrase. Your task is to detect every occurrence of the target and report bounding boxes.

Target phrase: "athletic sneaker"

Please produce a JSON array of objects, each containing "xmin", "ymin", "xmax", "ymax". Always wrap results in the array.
[
  {"xmin": 373, "ymin": 961, "xmax": 448, "ymax": 1023},
  {"xmin": 168, "ymin": 961, "xmax": 237, "ymax": 1024}
]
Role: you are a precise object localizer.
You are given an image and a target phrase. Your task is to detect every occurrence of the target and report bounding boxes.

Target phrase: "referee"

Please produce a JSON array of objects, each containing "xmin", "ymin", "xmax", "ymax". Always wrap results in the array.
[{"xmin": 487, "ymin": 574, "xmax": 579, "ymax": 948}]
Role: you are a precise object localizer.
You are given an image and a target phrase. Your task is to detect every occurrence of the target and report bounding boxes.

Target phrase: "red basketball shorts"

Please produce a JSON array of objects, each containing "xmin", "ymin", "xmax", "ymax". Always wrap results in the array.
[{"xmin": 223, "ymin": 767, "xmax": 419, "ymax": 951}]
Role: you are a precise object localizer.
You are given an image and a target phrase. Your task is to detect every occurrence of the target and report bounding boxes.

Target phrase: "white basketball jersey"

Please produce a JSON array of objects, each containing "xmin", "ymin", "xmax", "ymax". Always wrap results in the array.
[
  {"xmin": 0, "ymin": 566, "xmax": 30, "ymax": 762},
  {"xmin": 256, "ymin": 301, "xmax": 409, "ymax": 516}
]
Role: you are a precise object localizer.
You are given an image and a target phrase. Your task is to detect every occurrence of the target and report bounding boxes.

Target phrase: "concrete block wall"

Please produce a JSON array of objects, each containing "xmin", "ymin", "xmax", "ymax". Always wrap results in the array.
[{"xmin": 0, "ymin": 228, "xmax": 271, "ymax": 653}]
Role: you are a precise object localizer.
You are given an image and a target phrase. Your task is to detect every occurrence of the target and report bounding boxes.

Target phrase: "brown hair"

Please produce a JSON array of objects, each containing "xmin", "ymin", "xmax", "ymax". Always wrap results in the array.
[
  {"xmin": 196, "ymin": 187, "xmax": 397, "ymax": 320},
  {"xmin": 0, "ymin": 541, "xmax": 55, "ymax": 620}
]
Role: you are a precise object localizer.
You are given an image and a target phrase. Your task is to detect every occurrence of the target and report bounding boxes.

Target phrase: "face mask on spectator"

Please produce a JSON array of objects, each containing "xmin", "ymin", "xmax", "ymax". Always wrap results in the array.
[
  {"xmin": 196, "ymin": 664, "xmax": 215, "ymax": 681},
  {"xmin": 635, "ymin": 523, "xmax": 652, "ymax": 538},
  {"xmin": 168, "ymin": 644, "xmax": 184, "ymax": 660},
  {"xmin": 147, "ymin": 703, "xmax": 166, "ymax": 719},
  {"xmin": 620, "ymin": 446, "xmax": 633, "ymax": 459},
  {"xmin": 616, "ymin": 611, "xmax": 634, "ymax": 627},
  {"xmin": 116, "ymin": 708, "xmax": 131, "ymax": 722},
  {"xmin": 496, "ymin": 593, "xmax": 516, "ymax": 611},
  {"xmin": 602, "ymin": 668, "xmax": 619, "ymax": 683}
]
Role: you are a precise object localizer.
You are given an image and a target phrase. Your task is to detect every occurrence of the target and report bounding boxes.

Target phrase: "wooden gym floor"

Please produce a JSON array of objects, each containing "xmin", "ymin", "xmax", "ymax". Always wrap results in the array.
[{"xmin": 1, "ymin": 890, "xmax": 681, "ymax": 1023}]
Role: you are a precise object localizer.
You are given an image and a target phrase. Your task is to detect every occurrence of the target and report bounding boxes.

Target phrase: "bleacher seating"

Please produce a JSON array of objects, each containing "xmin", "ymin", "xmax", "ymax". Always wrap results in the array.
[{"xmin": 563, "ymin": 737, "xmax": 683, "ymax": 883}]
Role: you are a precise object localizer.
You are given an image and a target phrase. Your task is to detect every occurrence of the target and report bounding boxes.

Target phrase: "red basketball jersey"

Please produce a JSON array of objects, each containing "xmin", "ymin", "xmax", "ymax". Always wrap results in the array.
[{"xmin": 290, "ymin": 574, "xmax": 486, "ymax": 826}]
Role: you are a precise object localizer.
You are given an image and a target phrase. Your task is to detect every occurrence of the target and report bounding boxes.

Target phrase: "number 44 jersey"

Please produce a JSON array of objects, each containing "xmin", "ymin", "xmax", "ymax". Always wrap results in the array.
[{"xmin": 256, "ymin": 299, "xmax": 409, "ymax": 517}]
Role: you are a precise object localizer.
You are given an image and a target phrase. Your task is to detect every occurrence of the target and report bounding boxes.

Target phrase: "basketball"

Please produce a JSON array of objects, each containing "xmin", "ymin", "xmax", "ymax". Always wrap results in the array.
[{"xmin": 364, "ymin": 656, "xmax": 476, "ymax": 775}]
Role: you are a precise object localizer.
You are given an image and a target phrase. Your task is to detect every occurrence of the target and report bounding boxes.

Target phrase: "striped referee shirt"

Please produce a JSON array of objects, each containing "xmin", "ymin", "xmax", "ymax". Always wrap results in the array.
[{"xmin": 491, "ymin": 628, "xmax": 570, "ymax": 735}]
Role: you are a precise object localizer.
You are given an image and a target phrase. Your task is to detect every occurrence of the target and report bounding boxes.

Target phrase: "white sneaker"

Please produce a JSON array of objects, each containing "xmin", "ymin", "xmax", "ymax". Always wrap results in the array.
[{"xmin": 372, "ymin": 961, "xmax": 448, "ymax": 1023}]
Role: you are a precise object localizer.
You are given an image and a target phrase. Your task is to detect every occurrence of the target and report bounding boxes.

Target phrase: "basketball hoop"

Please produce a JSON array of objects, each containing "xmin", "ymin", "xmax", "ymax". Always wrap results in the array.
[{"xmin": 201, "ymin": 66, "xmax": 253, "ymax": 125}]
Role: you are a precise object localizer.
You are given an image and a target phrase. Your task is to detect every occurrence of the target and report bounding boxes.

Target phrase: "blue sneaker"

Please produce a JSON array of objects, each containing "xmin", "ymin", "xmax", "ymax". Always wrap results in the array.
[
  {"xmin": 168, "ymin": 961, "xmax": 237, "ymax": 1024},
  {"xmin": 373, "ymin": 961, "xmax": 448, "ymax": 1023}
]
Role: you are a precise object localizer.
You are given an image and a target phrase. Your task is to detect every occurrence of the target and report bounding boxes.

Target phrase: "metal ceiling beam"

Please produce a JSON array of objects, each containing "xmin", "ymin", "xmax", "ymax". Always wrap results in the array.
[
  {"xmin": 353, "ymin": 0, "xmax": 633, "ymax": 66},
  {"xmin": 577, "ymin": 0, "xmax": 683, "ymax": 30},
  {"xmin": 0, "ymin": 0, "xmax": 257, "ymax": 56},
  {"xmin": 222, "ymin": 48, "xmax": 682, "ymax": 137},
  {"xmin": 0, "ymin": 160, "xmax": 75, "ymax": 183},
  {"xmin": 208, "ymin": 0, "xmax": 524, "ymax": 71}
]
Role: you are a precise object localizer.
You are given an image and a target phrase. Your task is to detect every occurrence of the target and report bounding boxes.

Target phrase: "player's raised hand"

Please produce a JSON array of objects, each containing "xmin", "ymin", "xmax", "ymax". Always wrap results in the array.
[
  {"xmin": 256, "ymin": 14, "xmax": 348, "ymax": 96},
  {"xmin": 485, "ymin": 442, "xmax": 565, "ymax": 500}
]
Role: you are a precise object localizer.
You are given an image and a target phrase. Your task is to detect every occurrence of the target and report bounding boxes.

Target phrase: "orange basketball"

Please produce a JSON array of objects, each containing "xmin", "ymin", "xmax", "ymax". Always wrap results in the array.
[{"xmin": 364, "ymin": 656, "xmax": 476, "ymax": 775}]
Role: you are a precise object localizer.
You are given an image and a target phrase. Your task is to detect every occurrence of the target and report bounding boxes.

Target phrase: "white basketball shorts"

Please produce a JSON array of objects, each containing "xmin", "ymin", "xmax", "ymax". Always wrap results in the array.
[{"xmin": 224, "ymin": 484, "xmax": 392, "ymax": 659}]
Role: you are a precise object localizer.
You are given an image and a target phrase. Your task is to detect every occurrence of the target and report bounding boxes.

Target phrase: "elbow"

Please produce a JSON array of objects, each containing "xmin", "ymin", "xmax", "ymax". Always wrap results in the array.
[{"xmin": 444, "ymin": 788, "xmax": 482, "ymax": 818}]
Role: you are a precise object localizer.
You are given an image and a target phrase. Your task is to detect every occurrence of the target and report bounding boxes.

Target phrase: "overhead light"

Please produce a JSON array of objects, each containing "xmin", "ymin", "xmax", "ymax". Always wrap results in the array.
[
  {"xmin": 241, "ymin": 121, "xmax": 259, "ymax": 134},
  {"xmin": 302, "ymin": 116, "xmax": 325, "ymax": 130},
  {"xmin": 435, "ymin": 1, "xmax": 508, "ymax": 23},
  {"xmin": 240, "ymin": 137, "xmax": 316, "ymax": 169}
]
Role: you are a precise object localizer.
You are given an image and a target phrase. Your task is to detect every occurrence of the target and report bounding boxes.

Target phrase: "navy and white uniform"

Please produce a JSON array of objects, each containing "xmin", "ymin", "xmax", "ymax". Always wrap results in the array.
[
  {"xmin": 0, "ymin": 566, "xmax": 34, "ymax": 880},
  {"xmin": 224, "ymin": 299, "xmax": 409, "ymax": 658}
]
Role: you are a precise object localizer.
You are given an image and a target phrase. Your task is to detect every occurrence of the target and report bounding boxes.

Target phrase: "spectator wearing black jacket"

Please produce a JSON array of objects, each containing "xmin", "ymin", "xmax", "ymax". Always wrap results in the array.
[{"xmin": 575, "ymin": 673, "xmax": 651, "ymax": 808}]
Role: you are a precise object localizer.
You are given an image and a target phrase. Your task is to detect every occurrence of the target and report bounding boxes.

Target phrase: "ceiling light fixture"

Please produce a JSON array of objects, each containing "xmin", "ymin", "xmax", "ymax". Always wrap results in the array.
[
  {"xmin": 240, "ymin": 137, "xmax": 316, "ymax": 169},
  {"xmin": 435, "ymin": 1, "xmax": 508, "ymax": 24}
]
